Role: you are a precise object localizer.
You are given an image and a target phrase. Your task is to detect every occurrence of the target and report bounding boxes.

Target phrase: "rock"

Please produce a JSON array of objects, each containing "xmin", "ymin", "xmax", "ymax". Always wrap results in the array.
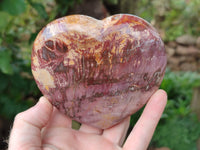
[
  {"xmin": 168, "ymin": 56, "xmax": 180, "ymax": 66},
  {"xmin": 167, "ymin": 56, "xmax": 180, "ymax": 71},
  {"xmin": 166, "ymin": 46, "xmax": 175, "ymax": 56},
  {"xmin": 158, "ymin": 29, "xmax": 166, "ymax": 40},
  {"xmin": 176, "ymin": 34, "xmax": 197, "ymax": 45},
  {"xmin": 196, "ymin": 37, "xmax": 200, "ymax": 49},
  {"xmin": 31, "ymin": 14, "xmax": 167, "ymax": 129},
  {"xmin": 179, "ymin": 56, "xmax": 196, "ymax": 63},
  {"xmin": 167, "ymin": 64, "xmax": 179, "ymax": 71},
  {"xmin": 167, "ymin": 41, "xmax": 177, "ymax": 48},
  {"xmin": 180, "ymin": 62, "xmax": 197, "ymax": 71},
  {"xmin": 176, "ymin": 46, "xmax": 200, "ymax": 56}
]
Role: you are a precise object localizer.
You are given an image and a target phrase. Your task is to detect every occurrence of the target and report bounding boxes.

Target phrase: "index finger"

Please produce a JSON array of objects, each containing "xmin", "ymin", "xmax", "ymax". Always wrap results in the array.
[
  {"xmin": 123, "ymin": 89, "xmax": 167, "ymax": 150},
  {"xmin": 8, "ymin": 97, "xmax": 53, "ymax": 150}
]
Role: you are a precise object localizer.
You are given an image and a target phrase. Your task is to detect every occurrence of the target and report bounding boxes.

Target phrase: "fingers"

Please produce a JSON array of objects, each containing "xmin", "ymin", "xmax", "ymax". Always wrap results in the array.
[
  {"xmin": 123, "ymin": 89, "xmax": 167, "ymax": 150},
  {"xmin": 8, "ymin": 97, "xmax": 53, "ymax": 150},
  {"xmin": 103, "ymin": 117, "xmax": 130, "ymax": 146},
  {"xmin": 41, "ymin": 107, "xmax": 72, "ymax": 139},
  {"xmin": 45, "ymin": 107, "xmax": 72, "ymax": 129},
  {"xmin": 79, "ymin": 124, "xmax": 103, "ymax": 134}
]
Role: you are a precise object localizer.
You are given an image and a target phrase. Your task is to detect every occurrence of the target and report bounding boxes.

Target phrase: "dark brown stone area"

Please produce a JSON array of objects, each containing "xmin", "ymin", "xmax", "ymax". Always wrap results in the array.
[{"xmin": 166, "ymin": 35, "xmax": 200, "ymax": 72}]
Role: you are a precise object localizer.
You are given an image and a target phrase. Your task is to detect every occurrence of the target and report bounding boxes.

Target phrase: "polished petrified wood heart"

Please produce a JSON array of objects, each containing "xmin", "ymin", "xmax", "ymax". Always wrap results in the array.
[{"xmin": 31, "ymin": 14, "xmax": 167, "ymax": 129}]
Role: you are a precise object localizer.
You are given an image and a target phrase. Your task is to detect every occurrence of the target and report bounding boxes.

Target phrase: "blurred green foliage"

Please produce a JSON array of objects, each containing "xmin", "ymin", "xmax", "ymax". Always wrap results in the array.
[
  {"xmin": 0, "ymin": 0, "xmax": 78, "ymax": 119},
  {"xmin": 131, "ymin": 70, "xmax": 200, "ymax": 150},
  {"xmin": 0, "ymin": 0, "xmax": 48, "ymax": 119},
  {"xmin": 161, "ymin": 69, "xmax": 200, "ymax": 101},
  {"xmin": 0, "ymin": 0, "xmax": 27, "ymax": 16},
  {"xmin": 136, "ymin": 0, "xmax": 200, "ymax": 41},
  {"xmin": 154, "ymin": 70, "xmax": 200, "ymax": 150},
  {"xmin": 55, "ymin": 0, "xmax": 82, "ymax": 16},
  {"xmin": 153, "ymin": 113, "xmax": 200, "ymax": 150}
]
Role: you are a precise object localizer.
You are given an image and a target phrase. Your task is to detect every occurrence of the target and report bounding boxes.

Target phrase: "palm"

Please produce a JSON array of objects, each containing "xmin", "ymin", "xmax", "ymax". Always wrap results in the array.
[
  {"xmin": 41, "ymin": 108, "xmax": 127, "ymax": 150},
  {"xmin": 8, "ymin": 90, "xmax": 167, "ymax": 150}
]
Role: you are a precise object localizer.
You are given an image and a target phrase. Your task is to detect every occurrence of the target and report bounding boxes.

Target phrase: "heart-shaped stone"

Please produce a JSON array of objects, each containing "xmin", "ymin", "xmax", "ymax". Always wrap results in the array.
[{"xmin": 31, "ymin": 14, "xmax": 167, "ymax": 129}]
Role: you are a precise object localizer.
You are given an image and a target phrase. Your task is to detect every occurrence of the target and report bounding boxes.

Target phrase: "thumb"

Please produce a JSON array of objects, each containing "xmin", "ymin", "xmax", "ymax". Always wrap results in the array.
[{"xmin": 8, "ymin": 97, "xmax": 53, "ymax": 150}]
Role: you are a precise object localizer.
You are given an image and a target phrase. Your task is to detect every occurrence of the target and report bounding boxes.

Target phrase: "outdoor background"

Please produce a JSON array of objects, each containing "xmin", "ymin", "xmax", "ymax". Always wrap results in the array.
[{"xmin": 0, "ymin": 0, "xmax": 200, "ymax": 150}]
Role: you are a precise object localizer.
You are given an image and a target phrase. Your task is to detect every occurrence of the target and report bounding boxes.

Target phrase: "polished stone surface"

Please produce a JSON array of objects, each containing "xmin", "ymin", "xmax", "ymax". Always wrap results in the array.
[{"xmin": 31, "ymin": 14, "xmax": 167, "ymax": 129}]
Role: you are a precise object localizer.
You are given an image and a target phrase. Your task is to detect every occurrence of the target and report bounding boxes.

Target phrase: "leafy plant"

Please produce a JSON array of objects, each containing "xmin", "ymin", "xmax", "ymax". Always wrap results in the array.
[
  {"xmin": 0, "ymin": 0, "xmax": 27, "ymax": 16},
  {"xmin": 136, "ymin": 0, "xmax": 200, "ymax": 41},
  {"xmin": 152, "ymin": 114, "xmax": 200, "ymax": 150},
  {"xmin": 0, "ymin": 0, "xmax": 50, "ymax": 119},
  {"xmin": 0, "ymin": 47, "xmax": 13, "ymax": 74},
  {"xmin": 0, "ymin": 71, "xmax": 41, "ymax": 119},
  {"xmin": 160, "ymin": 69, "xmax": 200, "ymax": 101},
  {"xmin": 130, "ymin": 69, "xmax": 200, "ymax": 149},
  {"xmin": 27, "ymin": 0, "xmax": 48, "ymax": 19},
  {"xmin": 152, "ymin": 70, "xmax": 200, "ymax": 149},
  {"xmin": 55, "ymin": 0, "xmax": 82, "ymax": 16},
  {"xmin": 0, "ymin": 0, "xmax": 82, "ymax": 120}
]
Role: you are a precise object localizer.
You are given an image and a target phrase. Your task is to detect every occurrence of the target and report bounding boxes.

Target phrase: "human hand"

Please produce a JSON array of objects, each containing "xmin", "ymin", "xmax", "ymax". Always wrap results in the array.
[{"xmin": 8, "ymin": 89, "xmax": 167, "ymax": 150}]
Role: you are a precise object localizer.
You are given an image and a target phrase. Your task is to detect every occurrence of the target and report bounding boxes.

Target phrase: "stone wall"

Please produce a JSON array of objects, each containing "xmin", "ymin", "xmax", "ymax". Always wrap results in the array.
[{"xmin": 166, "ymin": 35, "xmax": 200, "ymax": 72}]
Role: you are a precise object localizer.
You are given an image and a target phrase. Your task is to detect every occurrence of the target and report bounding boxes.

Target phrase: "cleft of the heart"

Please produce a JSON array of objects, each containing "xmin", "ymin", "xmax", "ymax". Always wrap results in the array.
[{"xmin": 31, "ymin": 14, "xmax": 167, "ymax": 129}]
